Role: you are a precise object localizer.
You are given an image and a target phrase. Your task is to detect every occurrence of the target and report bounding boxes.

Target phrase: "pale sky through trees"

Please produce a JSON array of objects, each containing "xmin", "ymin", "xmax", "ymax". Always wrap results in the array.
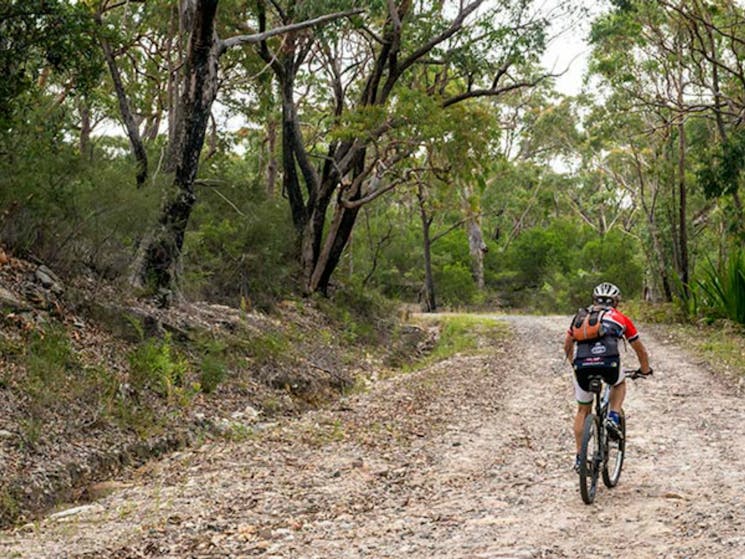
[{"xmin": 540, "ymin": 0, "xmax": 605, "ymax": 95}]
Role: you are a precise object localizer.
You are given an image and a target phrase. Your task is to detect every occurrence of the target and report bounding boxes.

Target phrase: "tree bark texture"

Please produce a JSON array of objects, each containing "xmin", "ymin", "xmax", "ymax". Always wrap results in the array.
[
  {"xmin": 467, "ymin": 218, "xmax": 486, "ymax": 291},
  {"xmin": 130, "ymin": 0, "xmax": 219, "ymax": 296},
  {"xmin": 677, "ymin": 118, "xmax": 689, "ymax": 292},
  {"xmin": 264, "ymin": 117, "xmax": 278, "ymax": 197},
  {"xmin": 265, "ymin": 0, "xmax": 535, "ymax": 295}
]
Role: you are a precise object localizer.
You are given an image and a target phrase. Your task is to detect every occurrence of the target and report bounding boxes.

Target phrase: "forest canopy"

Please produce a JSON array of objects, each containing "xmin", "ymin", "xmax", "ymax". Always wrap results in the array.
[{"xmin": 2, "ymin": 0, "xmax": 745, "ymax": 322}]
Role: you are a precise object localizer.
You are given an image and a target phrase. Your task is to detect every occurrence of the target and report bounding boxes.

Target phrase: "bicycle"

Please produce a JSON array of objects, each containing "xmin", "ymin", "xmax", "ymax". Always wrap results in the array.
[{"xmin": 578, "ymin": 368, "xmax": 652, "ymax": 504}]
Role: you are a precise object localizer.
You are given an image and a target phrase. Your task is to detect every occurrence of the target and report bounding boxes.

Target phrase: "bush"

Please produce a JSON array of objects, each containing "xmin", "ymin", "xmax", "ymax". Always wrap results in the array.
[
  {"xmin": 128, "ymin": 334, "xmax": 190, "ymax": 401},
  {"xmin": 0, "ymin": 100, "xmax": 159, "ymax": 278},
  {"xmin": 434, "ymin": 262, "xmax": 480, "ymax": 307},
  {"xmin": 183, "ymin": 199, "xmax": 299, "ymax": 309},
  {"xmin": 696, "ymin": 249, "xmax": 745, "ymax": 325},
  {"xmin": 491, "ymin": 220, "xmax": 644, "ymax": 312}
]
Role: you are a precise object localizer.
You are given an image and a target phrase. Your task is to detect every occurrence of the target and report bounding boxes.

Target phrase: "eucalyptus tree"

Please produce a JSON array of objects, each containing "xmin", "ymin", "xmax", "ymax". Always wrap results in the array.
[
  {"xmin": 0, "ymin": 0, "xmax": 105, "ymax": 258},
  {"xmin": 588, "ymin": 1, "xmax": 703, "ymax": 295},
  {"xmin": 252, "ymin": 0, "xmax": 558, "ymax": 295},
  {"xmin": 115, "ymin": 0, "xmax": 361, "ymax": 299},
  {"xmin": 579, "ymin": 99, "xmax": 675, "ymax": 300},
  {"xmin": 587, "ymin": 0, "xmax": 745, "ymax": 301},
  {"xmin": 658, "ymin": 0, "xmax": 745, "ymax": 231},
  {"xmin": 479, "ymin": 85, "xmax": 578, "ymax": 255}
]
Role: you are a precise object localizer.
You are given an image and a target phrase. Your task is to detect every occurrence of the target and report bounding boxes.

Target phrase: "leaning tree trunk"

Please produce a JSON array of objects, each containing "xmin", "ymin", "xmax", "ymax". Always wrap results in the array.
[
  {"xmin": 98, "ymin": 30, "xmax": 148, "ymax": 187},
  {"xmin": 129, "ymin": 0, "xmax": 220, "ymax": 299},
  {"xmin": 307, "ymin": 196, "xmax": 360, "ymax": 295}
]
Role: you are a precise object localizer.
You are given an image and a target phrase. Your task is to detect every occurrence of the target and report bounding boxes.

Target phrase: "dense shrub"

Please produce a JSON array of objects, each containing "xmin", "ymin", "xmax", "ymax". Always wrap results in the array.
[
  {"xmin": 490, "ymin": 219, "xmax": 644, "ymax": 312},
  {"xmin": 696, "ymin": 249, "xmax": 745, "ymax": 325}
]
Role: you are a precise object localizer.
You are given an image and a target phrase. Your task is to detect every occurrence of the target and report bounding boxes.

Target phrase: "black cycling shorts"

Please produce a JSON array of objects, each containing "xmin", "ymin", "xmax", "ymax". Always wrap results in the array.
[{"xmin": 574, "ymin": 360, "xmax": 622, "ymax": 393}]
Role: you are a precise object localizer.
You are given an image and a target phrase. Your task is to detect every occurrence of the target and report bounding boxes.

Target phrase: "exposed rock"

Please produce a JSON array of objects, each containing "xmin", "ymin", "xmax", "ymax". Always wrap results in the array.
[
  {"xmin": 231, "ymin": 405, "xmax": 261, "ymax": 423},
  {"xmin": 0, "ymin": 286, "xmax": 28, "ymax": 312},
  {"xmin": 35, "ymin": 265, "xmax": 63, "ymax": 295}
]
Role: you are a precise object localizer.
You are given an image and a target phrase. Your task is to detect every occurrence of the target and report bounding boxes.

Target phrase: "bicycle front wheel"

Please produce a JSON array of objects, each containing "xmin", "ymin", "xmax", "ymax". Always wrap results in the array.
[
  {"xmin": 579, "ymin": 414, "xmax": 600, "ymax": 504},
  {"xmin": 603, "ymin": 409, "xmax": 626, "ymax": 488}
]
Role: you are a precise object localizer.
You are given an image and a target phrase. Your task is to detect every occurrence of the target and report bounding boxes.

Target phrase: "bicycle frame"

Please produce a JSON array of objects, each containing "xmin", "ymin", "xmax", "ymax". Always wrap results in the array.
[{"xmin": 579, "ymin": 369, "xmax": 649, "ymax": 504}]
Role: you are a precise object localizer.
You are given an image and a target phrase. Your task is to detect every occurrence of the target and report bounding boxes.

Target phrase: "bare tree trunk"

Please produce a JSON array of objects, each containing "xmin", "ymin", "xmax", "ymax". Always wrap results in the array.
[
  {"xmin": 129, "ymin": 0, "xmax": 220, "ymax": 299},
  {"xmin": 78, "ymin": 100, "xmax": 92, "ymax": 160},
  {"xmin": 467, "ymin": 219, "xmax": 486, "ymax": 291},
  {"xmin": 648, "ymin": 216, "xmax": 673, "ymax": 301},
  {"xmin": 265, "ymin": 117, "xmax": 278, "ymax": 197},
  {"xmin": 307, "ymin": 195, "xmax": 359, "ymax": 295},
  {"xmin": 361, "ymin": 209, "xmax": 392, "ymax": 287},
  {"xmin": 418, "ymin": 185, "xmax": 436, "ymax": 312},
  {"xmin": 698, "ymin": 0, "xmax": 745, "ymax": 221},
  {"xmin": 675, "ymin": 40, "xmax": 690, "ymax": 294},
  {"xmin": 280, "ymin": 67, "xmax": 308, "ymax": 233},
  {"xmin": 98, "ymin": 28, "xmax": 148, "ymax": 187},
  {"xmin": 677, "ymin": 118, "xmax": 689, "ymax": 292}
]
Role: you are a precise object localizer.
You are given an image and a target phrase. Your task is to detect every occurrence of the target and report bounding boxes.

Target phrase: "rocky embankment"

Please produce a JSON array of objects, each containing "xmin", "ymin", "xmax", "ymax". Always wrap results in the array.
[{"xmin": 0, "ymin": 248, "xmax": 431, "ymax": 529}]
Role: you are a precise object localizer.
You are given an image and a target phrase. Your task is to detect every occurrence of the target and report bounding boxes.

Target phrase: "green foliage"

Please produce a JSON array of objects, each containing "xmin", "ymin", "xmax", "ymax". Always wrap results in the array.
[
  {"xmin": 492, "ymin": 220, "xmax": 644, "ymax": 312},
  {"xmin": 696, "ymin": 250, "xmax": 745, "ymax": 326},
  {"xmin": 183, "ymin": 193, "xmax": 299, "ymax": 309},
  {"xmin": 128, "ymin": 334, "xmax": 190, "ymax": 401},
  {"xmin": 197, "ymin": 340, "xmax": 229, "ymax": 394},
  {"xmin": 9, "ymin": 326, "xmax": 121, "ymax": 430},
  {"xmin": 0, "ymin": 488, "xmax": 20, "ymax": 527},
  {"xmin": 24, "ymin": 326, "xmax": 74, "ymax": 388},
  {"xmin": 435, "ymin": 262, "xmax": 480, "ymax": 308},
  {"xmin": 0, "ymin": 96, "xmax": 159, "ymax": 275},
  {"xmin": 620, "ymin": 299, "xmax": 685, "ymax": 324},
  {"xmin": 316, "ymin": 282, "xmax": 396, "ymax": 344},
  {"xmin": 697, "ymin": 129, "xmax": 745, "ymax": 200},
  {"xmin": 246, "ymin": 331, "xmax": 290, "ymax": 363},
  {"xmin": 0, "ymin": 0, "xmax": 102, "ymax": 128}
]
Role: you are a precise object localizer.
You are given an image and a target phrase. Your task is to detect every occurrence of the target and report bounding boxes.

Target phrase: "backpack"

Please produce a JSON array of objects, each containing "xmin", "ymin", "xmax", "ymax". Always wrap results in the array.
[{"xmin": 571, "ymin": 306, "xmax": 608, "ymax": 342}]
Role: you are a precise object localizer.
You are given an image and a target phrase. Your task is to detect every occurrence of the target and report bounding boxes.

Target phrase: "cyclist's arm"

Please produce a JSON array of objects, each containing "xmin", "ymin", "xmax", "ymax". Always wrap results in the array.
[
  {"xmin": 629, "ymin": 338, "xmax": 652, "ymax": 374},
  {"xmin": 564, "ymin": 332, "xmax": 574, "ymax": 360}
]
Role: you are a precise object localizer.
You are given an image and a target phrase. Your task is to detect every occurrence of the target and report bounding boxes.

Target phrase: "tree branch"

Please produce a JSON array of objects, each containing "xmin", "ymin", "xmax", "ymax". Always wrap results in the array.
[
  {"xmin": 442, "ymin": 76, "xmax": 551, "ymax": 108},
  {"xmin": 219, "ymin": 9, "xmax": 363, "ymax": 53}
]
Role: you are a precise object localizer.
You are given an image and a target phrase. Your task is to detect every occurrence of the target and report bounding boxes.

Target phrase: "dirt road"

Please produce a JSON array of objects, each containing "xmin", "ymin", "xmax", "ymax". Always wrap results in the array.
[{"xmin": 2, "ymin": 314, "xmax": 744, "ymax": 558}]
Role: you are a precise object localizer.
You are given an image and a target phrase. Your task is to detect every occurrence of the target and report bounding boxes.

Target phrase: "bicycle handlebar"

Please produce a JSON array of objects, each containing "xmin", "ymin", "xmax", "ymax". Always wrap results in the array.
[{"xmin": 624, "ymin": 368, "xmax": 653, "ymax": 380}]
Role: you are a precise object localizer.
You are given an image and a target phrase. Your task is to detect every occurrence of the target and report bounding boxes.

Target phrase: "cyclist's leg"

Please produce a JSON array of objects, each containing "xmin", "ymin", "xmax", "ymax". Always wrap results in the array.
[
  {"xmin": 574, "ymin": 403, "xmax": 592, "ymax": 454},
  {"xmin": 573, "ymin": 368, "xmax": 593, "ymax": 454},
  {"xmin": 609, "ymin": 379, "xmax": 626, "ymax": 414},
  {"xmin": 606, "ymin": 363, "xmax": 625, "ymax": 414}
]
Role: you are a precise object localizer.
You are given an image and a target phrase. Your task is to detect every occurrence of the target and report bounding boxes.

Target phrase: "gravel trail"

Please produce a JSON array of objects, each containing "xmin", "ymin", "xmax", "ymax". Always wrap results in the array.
[{"xmin": 1, "ymin": 314, "xmax": 744, "ymax": 558}]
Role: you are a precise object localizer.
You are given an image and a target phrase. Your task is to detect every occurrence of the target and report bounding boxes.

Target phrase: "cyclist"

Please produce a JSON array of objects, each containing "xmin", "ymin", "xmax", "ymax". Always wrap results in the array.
[{"xmin": 563, "ymin": 282, "xmax": 653, "ymax": 472}]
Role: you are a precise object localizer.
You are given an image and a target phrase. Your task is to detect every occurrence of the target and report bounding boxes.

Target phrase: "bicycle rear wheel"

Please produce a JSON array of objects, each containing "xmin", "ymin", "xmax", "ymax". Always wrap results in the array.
[
  {"xmin": 602, "ymin": 409, "xmax": 626, "ymax": 488},
  {"xmin": 579, "ymin": 414, "xmax": 600, "ymax": 504}
]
